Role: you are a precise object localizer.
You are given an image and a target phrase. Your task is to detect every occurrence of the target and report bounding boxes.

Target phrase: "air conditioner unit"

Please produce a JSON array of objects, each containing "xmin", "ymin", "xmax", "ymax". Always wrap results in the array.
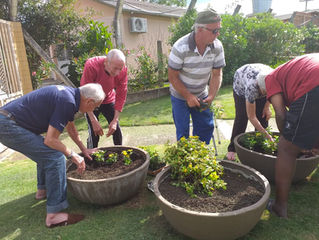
[{"xmin": 130, "ymin": 17, "xmax": 147, "ymax": 33}]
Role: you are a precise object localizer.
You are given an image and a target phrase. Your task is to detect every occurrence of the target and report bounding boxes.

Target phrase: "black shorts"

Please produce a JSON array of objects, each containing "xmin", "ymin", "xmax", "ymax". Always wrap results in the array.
[{"xmin": 283, "ymin": 85, "xmax": 319, "ymax": 150}]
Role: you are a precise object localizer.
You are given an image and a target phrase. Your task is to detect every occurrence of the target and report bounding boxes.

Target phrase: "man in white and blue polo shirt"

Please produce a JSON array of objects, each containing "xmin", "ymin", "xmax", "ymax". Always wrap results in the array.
[{"xmin": 168, "ymin": 8, "xmax": 226, "ymax": 144}]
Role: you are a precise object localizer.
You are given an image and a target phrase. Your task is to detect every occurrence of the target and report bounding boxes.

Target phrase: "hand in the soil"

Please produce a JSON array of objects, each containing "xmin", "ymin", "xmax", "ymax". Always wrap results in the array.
[
  {"xmin": 82, "ymin": 148, "xmax": 96, "ymax": 161},
  {"xmin": 265, "ymin": 132, "xmax": 274, "ymax": 142},
  {"xmin": 72, "ymin": 152, "xmax": 85, "ymax": 174}
]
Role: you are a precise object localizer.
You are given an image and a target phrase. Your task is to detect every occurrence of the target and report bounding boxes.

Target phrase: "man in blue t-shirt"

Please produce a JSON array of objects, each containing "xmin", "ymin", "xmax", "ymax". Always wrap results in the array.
[{"xmin": 0, "ymin": 83, "xmax": 105, "ymax": 228}]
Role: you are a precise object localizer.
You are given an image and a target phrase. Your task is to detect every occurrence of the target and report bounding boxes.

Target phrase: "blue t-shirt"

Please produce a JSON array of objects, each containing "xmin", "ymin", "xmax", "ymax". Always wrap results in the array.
[{"xmin": 3, "ymin": 85, "xmax": 80, "ymax": 135}]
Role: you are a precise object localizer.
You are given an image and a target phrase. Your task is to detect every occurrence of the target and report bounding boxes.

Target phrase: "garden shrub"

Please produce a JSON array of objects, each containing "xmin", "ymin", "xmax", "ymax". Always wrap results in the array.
[
  {"xmin": 128, "ymin": 47, "xmax": 159, "ymax": 92},
  {"xmin": 66, "ymin": 20, "xmax": 113, "ymax": 86},
  {"xmin": 169, "ymin": 11, "xmax": 306, "ymax": 86},
  {"xmin": 301, "ymin": 23, "xmax": 319, "ymax": 53},
  {"xmin": 139, "ymin": 145, "xmax": 166, "ymax": 171},
  {"xmin": 164, "ymin": 136, "xmax": 226, "ymax": 197},
  {"xmin": 168, "ymin": 9, "xmax": 197, "ymax": 46}
]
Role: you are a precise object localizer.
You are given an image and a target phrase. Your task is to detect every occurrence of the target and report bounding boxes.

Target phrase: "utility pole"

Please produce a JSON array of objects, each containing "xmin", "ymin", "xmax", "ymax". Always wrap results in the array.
[{"xmin": 300, "ymin": 0, "xmax": 314, "ymax": 11}]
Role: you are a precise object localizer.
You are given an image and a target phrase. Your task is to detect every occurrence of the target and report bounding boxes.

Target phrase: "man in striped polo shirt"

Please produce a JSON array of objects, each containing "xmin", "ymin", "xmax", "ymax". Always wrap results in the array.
[{"xmin": 168, "ymin": 8, "xmax": 226, "ymax": 144}]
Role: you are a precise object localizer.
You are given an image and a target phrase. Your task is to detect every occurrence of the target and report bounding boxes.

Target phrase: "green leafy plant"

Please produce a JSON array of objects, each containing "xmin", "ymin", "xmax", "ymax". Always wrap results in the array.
[
  {"xmin": 168, "ymin": 9, "xmax": 197, "ymax": 46},
  {"xmin": 128, "ymin": 47, "xmax": 160, "ymax": 92},
  {"xmin": 164, "ymin": 136, "xmax": 226, "ymax": 197},
  {"xmin": 139, "ymin": 146, "xmax": 166, "ymax": 170},
  {"xmin": 210, "ymin": 102, "xmax": 224, "ymax": 118},
  {"xmin": 106, "ymin": 152, "xmax": 118, "ymax": 164},
  {"xmin": 92, "ymin": 150, "xmax": 118, "ymax": 164},
  {"xmin": 67, "ymin": 20, "xmax": 113, "ymax": 86},
  {"xmin": 241, "ymin": 128, "xmax": 279, "ymax": 155},
  {"xmin": 31, "ymin": 60, "xmax": 55, "ymax": 87},
  {"xmin": 92, "ymin": 150, "xmax": 107, "ymax": 162},
  {"xmin": 301, "ymin": 23, "xmax": 319, "ymax": 53},
  {"xmin": 121, "ymin": 149, "xmax": 133, "ymax": 165}
]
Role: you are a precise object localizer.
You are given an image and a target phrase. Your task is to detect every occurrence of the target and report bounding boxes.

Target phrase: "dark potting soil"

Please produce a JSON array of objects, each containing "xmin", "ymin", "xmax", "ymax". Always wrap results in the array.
[
  {"xmin": 67, "ymin": 149, "xmax": 145, "ymax": 180},
  {"xmin": 159, "ymin": 169, "xmax": 265, "ymax": 213}
]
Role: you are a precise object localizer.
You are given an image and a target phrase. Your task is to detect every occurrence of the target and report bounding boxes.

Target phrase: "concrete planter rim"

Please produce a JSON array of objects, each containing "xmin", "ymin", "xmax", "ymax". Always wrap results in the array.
[
  {"xmin": 67, "ymin": 145, "xmax": 150, "ymax": 182},
  {"xmin": 66, "ymin": 145, "xmax": 150, "ymax": 205},
  {"xmin": 153, "ymin": 159, "xmax": 271, "ymax": 217},
  {"xmin": 234, "ymin": 131, "xmax": 319, "ymax": 161}
]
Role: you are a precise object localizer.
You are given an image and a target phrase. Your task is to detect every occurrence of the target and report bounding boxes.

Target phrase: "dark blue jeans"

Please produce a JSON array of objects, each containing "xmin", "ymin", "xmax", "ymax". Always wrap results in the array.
[
  {"xmin": 171, "ymin": 95, "xmax": 214, "ymax": 144},
  {"xmin": 0, "ymin": 114, "xmax": 68, "ymax": 213}
]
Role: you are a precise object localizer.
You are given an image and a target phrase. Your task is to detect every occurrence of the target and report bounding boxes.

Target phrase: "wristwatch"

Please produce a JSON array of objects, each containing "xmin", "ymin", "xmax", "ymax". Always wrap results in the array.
[{"xmin": 67, "ymin": 151, "xmax": 74, "ymax": 160}]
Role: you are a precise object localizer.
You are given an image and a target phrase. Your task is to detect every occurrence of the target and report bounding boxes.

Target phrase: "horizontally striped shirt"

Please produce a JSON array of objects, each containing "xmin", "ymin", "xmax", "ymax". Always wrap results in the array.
[{"xmin": 168, "ymin": 31, "xmax": 226, "ymax": 100}]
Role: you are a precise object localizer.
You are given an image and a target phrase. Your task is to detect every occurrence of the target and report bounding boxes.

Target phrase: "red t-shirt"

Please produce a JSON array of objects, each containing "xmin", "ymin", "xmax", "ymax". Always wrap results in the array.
[
  {"xmin": 80, "ymin": 56, "xmax": 128, "ymax": 112},
  {"xmin": 266, "ymin": 53, "xmax": 319, "ymax": 107}
]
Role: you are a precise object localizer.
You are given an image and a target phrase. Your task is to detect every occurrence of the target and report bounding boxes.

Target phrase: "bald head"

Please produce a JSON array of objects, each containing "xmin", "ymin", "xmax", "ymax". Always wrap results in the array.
[{"xmin": 107, "ymin": 49, "xmax": 126, "ymax": 63}]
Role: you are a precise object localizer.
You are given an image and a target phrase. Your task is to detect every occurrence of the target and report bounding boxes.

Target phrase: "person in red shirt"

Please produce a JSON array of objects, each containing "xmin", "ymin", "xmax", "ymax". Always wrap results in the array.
[
  {"xmin": 261, "ymin": 53, "xmax": 319, "ymax": 218},
  {"xmin": 80, "ymin": 49, "xmax": 128, "ymax": 148}
]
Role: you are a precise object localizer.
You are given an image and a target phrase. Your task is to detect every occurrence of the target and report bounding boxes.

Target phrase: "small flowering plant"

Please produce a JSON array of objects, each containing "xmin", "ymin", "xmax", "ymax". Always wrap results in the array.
[
  {"xmin": 122, "ymin": 149, "xmax": 133, "ymax": 165},
  {"xmin": 106, "ymin": 153, "xmax": 118, "ymax": 164},
  {"xmin": 241, "ymin": 128, "xmax": 279, "ymax": 155},
  {"xmin": 139, "ymin": 146, "xmax": 166, "ymax": 171},
  {"xmin": 92, "ymin": 150, "xmax": 118, "ymax": 164},
  {"xmin": 92, "ymin": 150, "xmax": 107, "ymax": 162},
  {"xmin": 164, "ymin": 136, "xmax": 227, "ymax": 197}
]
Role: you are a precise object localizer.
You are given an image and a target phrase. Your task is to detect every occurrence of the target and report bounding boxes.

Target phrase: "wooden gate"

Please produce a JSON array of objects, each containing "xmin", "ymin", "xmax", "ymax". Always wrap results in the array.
[{"xmin": 0, "ymin": 19, "xmax": 32, "ymax": 107}]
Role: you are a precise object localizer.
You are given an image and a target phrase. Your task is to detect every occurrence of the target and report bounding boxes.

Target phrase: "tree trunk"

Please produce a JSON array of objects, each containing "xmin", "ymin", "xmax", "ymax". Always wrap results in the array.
[
  {"xmin": 186, "ymin": 0, "xmax": 197, "ymax": 14},
  {"xmin": 157, "ymin": 40, "xmax": 164, "ymax": 86},
  {"xmin": 113, "ymin": 0, "xmax": 124, "ymax": 48},
  {"xmin": 9, "ymin": 0, "xmax": 18, "ymax": 21}
]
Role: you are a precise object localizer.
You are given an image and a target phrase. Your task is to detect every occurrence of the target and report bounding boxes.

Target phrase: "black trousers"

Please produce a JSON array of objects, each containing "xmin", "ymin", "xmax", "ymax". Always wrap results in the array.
[
  {"xmin": 85, "ymin": 103, "xmax": 122, "ymax": 148},
  {"xmin": 227, "ymin": 91, "xmax": 268, "ymax": 152}
]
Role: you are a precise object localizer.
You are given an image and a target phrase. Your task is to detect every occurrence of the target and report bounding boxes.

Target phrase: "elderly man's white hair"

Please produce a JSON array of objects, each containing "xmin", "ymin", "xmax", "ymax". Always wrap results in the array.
[
  {"xmin": 107, "ymin": 49, "xmax": 126, "ymax": 63},
  {"xmin": 79, "ymin": 83, "xmax": 105, "ymax": 102},
  {"xmin": 194, "ymin": 23, "xmax": 207, "ymax": 32}
]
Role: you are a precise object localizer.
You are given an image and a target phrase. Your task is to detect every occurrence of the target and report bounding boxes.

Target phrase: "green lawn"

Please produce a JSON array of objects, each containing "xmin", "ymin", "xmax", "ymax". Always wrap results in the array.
[
  {"xmin": 74, "ymin": 85, "xmax": 236, "ymax": 131},
  {"xmin": 1, "ymin": 157, "xmax": 319, "ymax": 239}
]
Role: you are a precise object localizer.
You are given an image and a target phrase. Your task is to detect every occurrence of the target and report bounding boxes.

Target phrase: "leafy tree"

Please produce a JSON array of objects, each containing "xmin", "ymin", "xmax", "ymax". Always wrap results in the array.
[
  {"xmin": 169, "ymin": 11, "xmax": 305, "ymax": 85},
  {"xmin": 244, "ymin": 13, "xmax": 304, "ymax": 65},
  {"xmin": 0, "ymin": 0, "xmax": 9, "ymax": 19},
  {"xmin": 0, "ymin": 0, "xmax": 89, "ymax": 88},
  {"xmin": 67, "ymin": 20, "xmax": 113, "ymax": 86},
  {"xmin": 301, "ymin": 23, "xmax": 319, "ymax": 53},
  {"xmin": 168, "ymin": 8, "xmax": 197, "ymax": 46},
  {"xmin": 219, "ymin": 14, "xmax": 249, "ymax": 84}
]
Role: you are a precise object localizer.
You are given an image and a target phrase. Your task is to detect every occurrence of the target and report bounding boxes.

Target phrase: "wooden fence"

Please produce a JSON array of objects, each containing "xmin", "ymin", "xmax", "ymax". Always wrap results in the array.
[{"xmin": 0, "ymin": 19, "xmax": 32, "ymax": 107}]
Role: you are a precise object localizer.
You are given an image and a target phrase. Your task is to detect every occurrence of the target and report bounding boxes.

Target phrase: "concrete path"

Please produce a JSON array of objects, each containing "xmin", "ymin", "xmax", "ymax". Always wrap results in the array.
[{"xmin": 0, "ymin": 118, "xmax": 279, "ymax": 162}]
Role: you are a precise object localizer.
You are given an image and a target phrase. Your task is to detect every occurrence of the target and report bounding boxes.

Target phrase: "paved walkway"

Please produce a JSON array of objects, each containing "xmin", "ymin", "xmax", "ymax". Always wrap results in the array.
[{"xmin": 0, "ymin": 118, "xmax": 279, "ymax": 162}]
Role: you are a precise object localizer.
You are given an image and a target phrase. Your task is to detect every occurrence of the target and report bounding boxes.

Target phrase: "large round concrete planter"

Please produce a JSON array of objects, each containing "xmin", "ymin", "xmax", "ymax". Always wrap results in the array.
[
  {"xmin": 234, "ymin": 131, "xmax": 319, "ymax": 183},
  {"xmin": 153, "ymin": 160, "xmax": 270, "ymax": 240},
  {"xmin": 67, "ymin": 146, "xmax": 149, "ymax": 205}
]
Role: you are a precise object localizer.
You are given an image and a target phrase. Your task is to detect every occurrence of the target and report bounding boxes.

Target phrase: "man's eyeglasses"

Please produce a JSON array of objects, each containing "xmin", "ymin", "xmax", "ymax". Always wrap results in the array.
[{"xmin": 202, "ymin": 27, "xmax": 221, "ymax": 34}]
